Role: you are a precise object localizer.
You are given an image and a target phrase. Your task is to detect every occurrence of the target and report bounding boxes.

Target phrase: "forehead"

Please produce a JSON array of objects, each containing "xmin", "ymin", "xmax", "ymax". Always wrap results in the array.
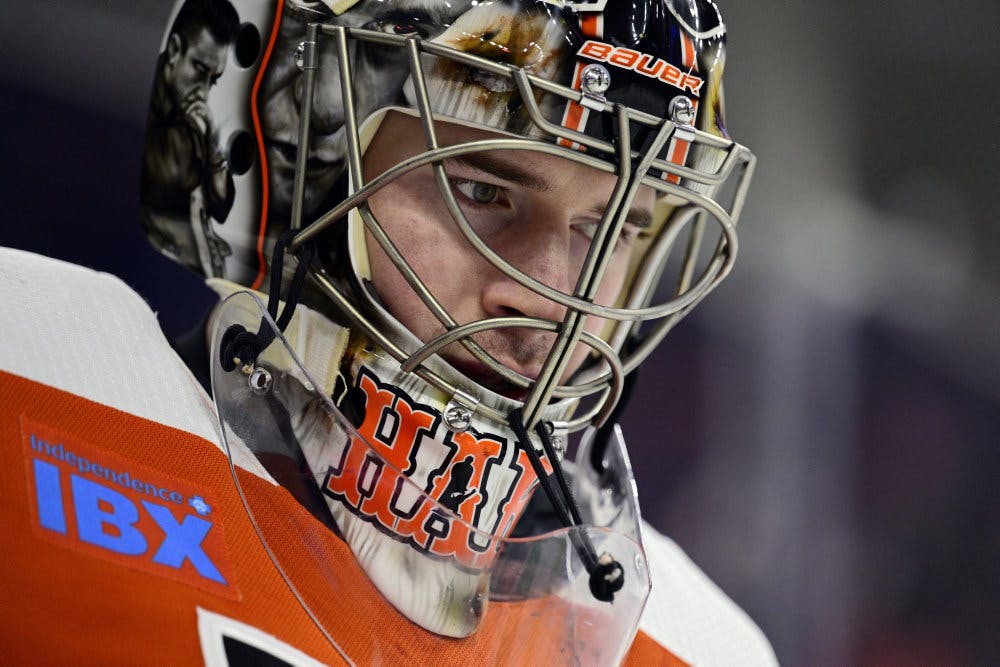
[{"xmin": 185, "ymin": 27, "xmax": 226, "ymax": 61}]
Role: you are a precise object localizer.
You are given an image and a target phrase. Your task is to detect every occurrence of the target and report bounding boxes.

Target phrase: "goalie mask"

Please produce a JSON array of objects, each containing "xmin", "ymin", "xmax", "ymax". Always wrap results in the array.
[{"xmin": 142, "ymin": 0, "xmax": 754, "ymax": 659}]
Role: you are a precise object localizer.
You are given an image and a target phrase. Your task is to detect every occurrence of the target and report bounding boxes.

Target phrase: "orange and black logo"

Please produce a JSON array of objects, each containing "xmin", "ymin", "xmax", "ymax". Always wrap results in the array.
[{"xmin": 322, "ymin": 367, "xmax": 545, "ymax": 569}]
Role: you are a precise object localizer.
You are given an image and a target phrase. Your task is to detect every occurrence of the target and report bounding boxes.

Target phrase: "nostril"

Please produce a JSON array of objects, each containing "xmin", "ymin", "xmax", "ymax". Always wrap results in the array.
[
  {"xmin": 309, "ymin": 94, "xmax": 344, "ymax": 134},
  {"xmin": 309, "ymin": 112, "xmax": 344, "ymax": 136},
  {"xmin": 290, "ymin": 61, "xmax": 346, "ymax": 135},
  {"xmin": 482, "ymin": 278, "xmax": 566, "ymax": 326},
  {"xmin": 498, "ymin": 304, "xmax": 525, "ymax": 318}
]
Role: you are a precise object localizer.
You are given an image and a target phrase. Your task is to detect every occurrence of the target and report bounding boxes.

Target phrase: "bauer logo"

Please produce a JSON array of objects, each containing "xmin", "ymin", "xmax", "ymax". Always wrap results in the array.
[
  {"xmin": 21, "ymin": 417, "xmax": 238, "ymax": 599},
  {"xmin": 578, "ymin": 40, "xmax": 704, "ymax": 95}
]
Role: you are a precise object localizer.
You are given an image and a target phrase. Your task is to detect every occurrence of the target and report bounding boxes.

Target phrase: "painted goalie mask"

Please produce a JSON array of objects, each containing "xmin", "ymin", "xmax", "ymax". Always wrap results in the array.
[{"xmin": 142, "ymin": 0, "xmax": 753, "ymax": 660}]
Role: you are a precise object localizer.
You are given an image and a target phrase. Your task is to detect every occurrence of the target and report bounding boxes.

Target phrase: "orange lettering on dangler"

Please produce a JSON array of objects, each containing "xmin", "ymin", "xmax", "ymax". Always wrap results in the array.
[{"xmin": 321, "ymin": 367, "xmax": 542, "ymax": 569}]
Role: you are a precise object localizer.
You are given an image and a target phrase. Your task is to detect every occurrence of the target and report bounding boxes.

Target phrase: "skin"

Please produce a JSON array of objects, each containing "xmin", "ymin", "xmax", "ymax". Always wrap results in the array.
[{"xmin": 363, "ymin": 112, "xmax": 655, "ymax": 395}]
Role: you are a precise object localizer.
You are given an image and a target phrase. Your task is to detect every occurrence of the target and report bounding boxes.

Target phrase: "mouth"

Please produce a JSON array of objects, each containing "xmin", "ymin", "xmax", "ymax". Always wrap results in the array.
[
  {"xmin": 266, "ymin": 139, "xmax": 342, "ymax": 179},
  {"xmin": 448, "ymin": 358, "xmax": 539, "ymax": 403}
]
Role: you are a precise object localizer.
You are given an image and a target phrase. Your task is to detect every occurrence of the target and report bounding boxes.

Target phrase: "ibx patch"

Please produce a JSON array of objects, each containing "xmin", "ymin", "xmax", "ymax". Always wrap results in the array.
[{"xmin": 21, "ymin": 416, "xmax": 238, "ymax": 599}]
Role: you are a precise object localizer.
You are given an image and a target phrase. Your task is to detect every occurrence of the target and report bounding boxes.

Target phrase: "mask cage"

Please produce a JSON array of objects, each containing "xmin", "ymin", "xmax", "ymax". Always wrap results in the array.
[{"xmin": 285, "ymin": 21, "xmax": 755, "ymax": 432}]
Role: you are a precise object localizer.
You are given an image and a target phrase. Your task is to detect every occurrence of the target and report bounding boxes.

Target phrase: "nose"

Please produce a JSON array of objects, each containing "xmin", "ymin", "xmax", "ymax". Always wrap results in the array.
[
  {"xmin": 196, "ymin": 77, "xmax": 212, "ymax": 101},
  {"xmin": 293, "ymin": 41, "xmax": 345, "ymax": 135},
  {"xmin": 479, "ymin": 224, "xmax": 573, "ymax": 325}
]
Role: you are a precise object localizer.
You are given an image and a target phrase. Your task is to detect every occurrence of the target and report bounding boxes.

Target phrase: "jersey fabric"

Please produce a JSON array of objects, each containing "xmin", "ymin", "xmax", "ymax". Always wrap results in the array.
[{"xmin": 0, "ymin": 247, "xmax": 775, "ymax": 665}]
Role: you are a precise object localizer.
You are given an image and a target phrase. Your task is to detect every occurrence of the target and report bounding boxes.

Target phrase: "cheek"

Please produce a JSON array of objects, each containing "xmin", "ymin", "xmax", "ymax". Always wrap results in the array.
[
  {"xmin": 366, "ymin": 184, "xmax": 468, "ymax": 323},
  {"xmin": 175, "ymin": 62, "xmax": 196, "ymax": 89},
  {"xmin": 354, "ymin": 60, "xmax": 409, "ymax": 110},
  {"xmin": 260, "ymin": 40, "xmax": 297, "ymax": 99},
  {"xmin": 566, "ymin": 261, "xmax": 629, "ymax": 375},
  {"xmin": 593, "ymin": 254, "xmax": 629, "ymax": 309},
  {"xmin": 259, "ymin": 77, "xmax": 297, "ymax": 135}
]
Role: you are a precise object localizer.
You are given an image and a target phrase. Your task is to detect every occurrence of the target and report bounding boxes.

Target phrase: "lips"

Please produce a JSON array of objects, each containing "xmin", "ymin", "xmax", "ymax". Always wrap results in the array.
[
  {"xmin": 448, "ymin": 358, "xmax": 540, "ymax": 402},
  {"xmin": 266, "ymin": 139, "xmax": 341, "ymax": 179}
]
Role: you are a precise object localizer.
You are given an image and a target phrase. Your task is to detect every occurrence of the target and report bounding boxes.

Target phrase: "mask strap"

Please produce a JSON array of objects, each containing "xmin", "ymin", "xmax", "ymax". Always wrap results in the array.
[
  {"xmin": 507, "ymin": 408, "xmax": 625, "ymax": 603},
  {"xmin": 219, "ymin": 230, "xmax": 316, "ymax": 372}
]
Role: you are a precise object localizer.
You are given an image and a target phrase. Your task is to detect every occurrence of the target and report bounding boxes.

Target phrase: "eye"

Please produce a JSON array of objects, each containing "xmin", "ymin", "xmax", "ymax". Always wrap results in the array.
[
  {"xmin": 618, "ymin": 224, "xmax": 641, "ymax": 244},
  {"xmin": 453, "ymin": 179, "xmax": 502, "ymax": 206},
  {"xmin": 373, "ymin": 19, "xmax": 428, "ymax": 37},
  {"xmin": 573, "ymin": 221, "xmax": 642, "ymax": 250}
]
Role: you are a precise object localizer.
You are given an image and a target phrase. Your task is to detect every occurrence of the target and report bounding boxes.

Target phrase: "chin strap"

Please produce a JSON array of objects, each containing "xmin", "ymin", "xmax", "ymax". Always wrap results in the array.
[
  {"xmin": 219, "ymin": 230, "xmax": 316, "ymax": 372},
  {"xmin": 507, "ymin": 409, "xmax": 625, "ymax": 603}
]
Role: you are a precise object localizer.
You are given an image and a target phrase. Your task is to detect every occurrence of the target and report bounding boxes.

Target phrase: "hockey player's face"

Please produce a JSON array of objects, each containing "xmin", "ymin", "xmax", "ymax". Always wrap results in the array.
[
  {"xmin": 259, "ymin": 0, "xmax": 472, "ymax": 216},
  {"xmin": 363, "ymin": 112, "xmax": 655, "ymax": 397}
]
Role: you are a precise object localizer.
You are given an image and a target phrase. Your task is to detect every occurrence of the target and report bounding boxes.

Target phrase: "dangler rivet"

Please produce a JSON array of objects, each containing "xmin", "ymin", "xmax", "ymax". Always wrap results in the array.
[
  {"xmin": 248, "ymin": 366, "xmax": 273, "ymax": 395},
  {"xmin": 581, "ymin": 63, "xmax": 612, "ymax": 96},
  {"xmin": 294, "ymin": 42, "xmax": 306, "ymax": 69},
  {"xmin": 444, "ymin": 405, "xmax": 472, "ymax": 432},
  {"xmin": 443, "ymin": 388, "xmax": 479, "ymax": 433},
  {"xmin": 669, "ymin": 95, "xmax": 696, "ymax": 126}
]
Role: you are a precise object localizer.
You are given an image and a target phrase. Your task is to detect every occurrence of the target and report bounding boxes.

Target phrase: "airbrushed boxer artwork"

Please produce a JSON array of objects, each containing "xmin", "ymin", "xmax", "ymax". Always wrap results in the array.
[{"xmin": 140, "ymin": 0, "xmax": 476, "ymax": 283}]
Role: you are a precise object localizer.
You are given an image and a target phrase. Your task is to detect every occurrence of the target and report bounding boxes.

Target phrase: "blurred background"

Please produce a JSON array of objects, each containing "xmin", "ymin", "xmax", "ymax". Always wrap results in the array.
[{"xmin": 2, "ymin": 1, "xmax": 997, "ymax": 663}]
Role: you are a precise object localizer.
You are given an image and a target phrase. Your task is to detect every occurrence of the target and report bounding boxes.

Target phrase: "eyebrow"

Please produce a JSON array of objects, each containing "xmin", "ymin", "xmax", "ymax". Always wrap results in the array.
[
  {"xmin": 588, "ymin": 204, "xmax": 653, "ymax": 229},
  {"xmin": 451, "ymin": 153, "xmax": 654, "ymax": 228},
  {"xmin": 450, "ymin": 153, "xmax": 556, "ymax": 193}
]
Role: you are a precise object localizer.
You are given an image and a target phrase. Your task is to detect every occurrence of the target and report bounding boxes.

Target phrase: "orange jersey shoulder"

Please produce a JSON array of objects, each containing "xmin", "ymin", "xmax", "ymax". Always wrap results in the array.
[
  {"xmin": 1, "ymin": 370, "xmax": 684, "ymax": 665},
  {"xmin": 0, "ymin": 370, "xmax": 350, "ymax": 664}
]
